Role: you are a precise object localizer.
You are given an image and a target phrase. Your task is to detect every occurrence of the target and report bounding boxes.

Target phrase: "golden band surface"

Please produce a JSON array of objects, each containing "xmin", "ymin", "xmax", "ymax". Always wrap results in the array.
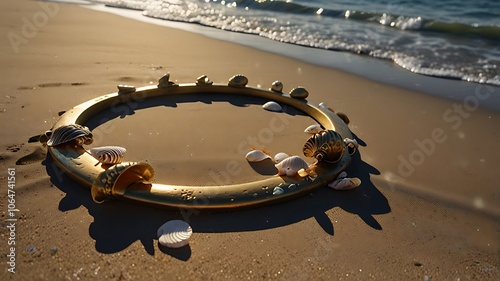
[{"xmin": 46, "ymin": 74, "xmax": 354, "ymax": 210}]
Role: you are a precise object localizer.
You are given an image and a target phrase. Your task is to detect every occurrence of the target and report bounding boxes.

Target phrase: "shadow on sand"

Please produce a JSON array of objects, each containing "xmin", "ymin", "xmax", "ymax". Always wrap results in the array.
[{"xmin": 44, "ymin": 134, "xmax": 390, "ymax": 260}]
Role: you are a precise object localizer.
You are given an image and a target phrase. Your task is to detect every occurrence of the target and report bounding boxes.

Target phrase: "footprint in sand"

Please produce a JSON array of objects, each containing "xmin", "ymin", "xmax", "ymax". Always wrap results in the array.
[{"xmin": 16, "ymin": 146, "xmax": 47, "ymax": 165}]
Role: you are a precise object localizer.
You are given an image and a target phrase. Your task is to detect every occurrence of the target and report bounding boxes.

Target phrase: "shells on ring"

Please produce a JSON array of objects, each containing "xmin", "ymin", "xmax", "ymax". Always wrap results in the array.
[
  {"xmin": 289, "ymin": 87, "xmax": 309, "ymax": 99},
  {"xmin": 271, "ymin": 80, "xmax": 283, "ymax": 92},
  {"xmin": 275, "ymin": 156, "xmax": 309, "ymax": 177},
  {"xmin": 245, "ymin": 150, "xmax": 271, "ymax": 162},
  {"xmin": 328, "ymin": 177, "xmax": 361, "ymax": 190},
  {"xmin": 47, "ymin": 124, "xmax": 93, "ymax": 147},
  {"xmin": 303, "ymin": 130, "xmax": 346, "ymax": 163},
  {"xmin": 228, "ymin": 74, "xmax": 248, "ymax": 87},
  {"xmin": 262, "ymin": 101, "xmax": 282, "ymax": 112},
  {"xmin": 157, "ymin": 220, "xmax": 192, "ymax": 248},
  {"xmin": 89, "ymin": 146, "xmax": 126, "ymax": 165},
  {"xmin": 304, "ymin": 124, "xmax": 323, "ymax": 134},
  {"xmin": 273, "ymin": 152, "xmax": 289, "ymax": 163}
]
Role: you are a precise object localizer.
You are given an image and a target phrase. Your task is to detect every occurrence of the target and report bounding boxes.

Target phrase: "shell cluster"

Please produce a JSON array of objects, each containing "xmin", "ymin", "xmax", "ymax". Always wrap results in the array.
[
  {"xmin": 89, "ymin": 146, "xmax": 126, "ymax": 165},
  {"xmin": 157, "ymin": 220, "xmax": 192, "ymax": 248},
  {"xmin": 303, "ymin": 130, "xmax": 346, "ymax": 163},
  {"xmin": 47, "ymin": 124, "xmax": 93, "ymax": 147}
]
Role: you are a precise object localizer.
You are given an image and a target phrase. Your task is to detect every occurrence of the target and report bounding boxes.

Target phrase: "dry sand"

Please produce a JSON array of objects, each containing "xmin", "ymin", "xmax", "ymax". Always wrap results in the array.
[{"xmin": 0, "ymin": 0, "xmax": 499, "ymax": 280}]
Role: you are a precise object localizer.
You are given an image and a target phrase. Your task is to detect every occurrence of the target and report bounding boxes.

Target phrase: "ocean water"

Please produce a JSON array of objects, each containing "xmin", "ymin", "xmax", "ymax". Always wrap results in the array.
[{"xmin": 89, "ymin": 0, "xmax": 500, "ymax": 87}]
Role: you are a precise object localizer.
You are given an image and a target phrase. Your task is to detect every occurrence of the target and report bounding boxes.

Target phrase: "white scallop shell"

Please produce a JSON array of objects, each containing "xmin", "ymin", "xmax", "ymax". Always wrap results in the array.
[
  {"xmin": 47, "ymin": 124, "xmax": 93, "ymax": 147},
  {"xmin": 273, "ymin": 186, "xmax": 284, "ymax": 195},
  {"xmin": 275, "ymin": 156, "xmax": 309, "ymax": 176},
  {"xmin": 328, "ymin": 177, "xmax": 361, "ymax": 190},
  {"xmin": 245, "ymin": 150, "xmax": 271, "ymax": 162},
  {"xmin": 262, "ymin": 101, "xmax": 282, "ymax": 112},
  {"xmin": 89, "ymin": 146, "xmax": 126, "ymax": 165},
  {"xmin": 157, "ymin": 220, "xmax": 192, "ymax": 248},
  {"xmin": 304, "ymin": 124, "xmax": 323, "ymax": 134},
  {"xmin": 273, "ymin": 152, "xmax": 289, "ymax": 163}
]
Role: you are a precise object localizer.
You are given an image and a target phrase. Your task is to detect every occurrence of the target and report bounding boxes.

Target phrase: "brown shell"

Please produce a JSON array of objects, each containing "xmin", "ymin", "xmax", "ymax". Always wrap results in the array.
[
  {"xmin": 228, "ymin": 74, "xmax": 248, "ymax": 87},
  {"xmin": 303, "ymin": 130, "xmax": 346, "ymax": 163},
  {"xmin": 289, "ymin": 87, "xmax": 309, "ymax": 99}
]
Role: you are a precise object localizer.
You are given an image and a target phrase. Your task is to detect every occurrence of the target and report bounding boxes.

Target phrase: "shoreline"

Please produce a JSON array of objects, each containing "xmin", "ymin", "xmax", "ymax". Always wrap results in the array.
[
  {"xmin": 86, "ymin": 3, "xmax": 500, "ymax": 112},
  {"xmin": 1, "ymin": 0, "xmax": 498, "ymax": 280}
]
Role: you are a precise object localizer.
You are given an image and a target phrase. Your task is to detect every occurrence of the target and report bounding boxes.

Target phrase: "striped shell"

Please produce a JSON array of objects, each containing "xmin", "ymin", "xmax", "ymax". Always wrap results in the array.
[
  {"xmin": 263, "ymin": 101, "xmax": 282, "ymax": 112},
  {"xmin": 47, "ymin": 124, "xmax": 93, "ymax": 147},
  {"xmin": 275, "ymin": 156, "xmax": 309, "ymax": 177},
  {"xmin": 328, "ymin": 177, "xmax": 361, "ymax": 190},
  {"xmin": 89, "ymin": 146, "xmax": 126, "ymax": 165},
  {"xmin": 303, "ymin": 130, "xmax": 346, "ymax": 163},
  {"xmin": 245, "ymin": 150, "xmax": 271, "ymax": 162},
  {"xmin": 157, "ymin": 220, "xmax": 192, "ymax": 248},
  {"xmin": 304, "ymin": 124, "xmax": 323, "ymax": 134}
]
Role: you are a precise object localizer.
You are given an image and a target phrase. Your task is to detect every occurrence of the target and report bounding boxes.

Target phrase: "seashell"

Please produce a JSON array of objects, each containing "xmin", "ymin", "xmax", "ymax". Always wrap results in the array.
[
  {"xmin": 157, "ymin": 220, "xmax": 192, "ymax": 248},
  {"xmin": 272, "ymin": 186, "xmax": 284, "ymax": 195},
  {"xmin": 344, "ymin": 138, "xmax": 358, "ymax": 155},
  {"xmin": 245, "ymin": 150, "xmax": 271, "ymax": 162},
  {"xmin": 158, "ymin": 73, "xmax": 177, "ymax": 88},
  {"xmin": 303, "ymin": 130, "xmax": 346, "ymax": 163},
  {"xmin": 336, "ymin": 112, "xmax": 350, "ymax": 125},
  {"xmin": 273, "ymin": 152, "xmax": 289, "ymax": 163},
  {"xmin": 47, "ymin": 124, "xmax": 93, "ymax": 147},
  {"xmin": 337, "ymin": 171, "xmax": 347, "ymax": 179},
  {"xmin": 262, "ymin": 101, "xmax": 282, "ymax": 112},
  {"xmin": 196, "ymin": 75, "xmax": 213, "ymax": 85},
  {"xmin": 271, "ymin": 80, "xmax": 283, "ymax": 92},
  {"xmin": 228, "ymin": 74, "xmax": 248, "ymax": 87},
  {"xmin": 275, "ymin": 156, "xmax": 309, "ymax": 177},
  {"xmin": 289, "ymin": 87, "xmax": 309, "ymax": 99},
  {"xmin": 304, "ymin": 124, "xmax": 323, "ymax": 134},
  {"xmin": 328, "ymin": 177, "xmax": 361, "ymax": 190},
  {"xmin": 89, "ymin": 146, "xmax": 126, "ymax": 165},
  {"xmin": 117, "ymin": 84, "xmax": 136, "ymax": 94},
  {"xmin": 319, "ymin": 102, "xmax": 328, "ymax": 109}
]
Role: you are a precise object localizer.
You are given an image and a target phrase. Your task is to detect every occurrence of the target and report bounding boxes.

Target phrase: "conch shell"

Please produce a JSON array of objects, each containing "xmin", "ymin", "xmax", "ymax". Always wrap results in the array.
[
  {"xmin": 275, "ymin": 156, "xmax": 309, "ymax": 177},
  {"xmin": 47, "ymin": 124, "xmax": 93, "ymax": 147},
  {"xmin": 303, "ymin": 130, "xmax": 346, "ymax": 164}
]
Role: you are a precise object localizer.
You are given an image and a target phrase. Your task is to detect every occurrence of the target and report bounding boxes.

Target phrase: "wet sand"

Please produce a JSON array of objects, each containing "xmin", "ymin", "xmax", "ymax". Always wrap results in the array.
[{"xmin": 0, "ymin": 0, "xmax": 498, "ymax": 280}]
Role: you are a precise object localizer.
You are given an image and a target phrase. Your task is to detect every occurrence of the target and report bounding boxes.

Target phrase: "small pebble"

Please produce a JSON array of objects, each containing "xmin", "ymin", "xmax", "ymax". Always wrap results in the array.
[{"xmin": 50, "ymin": 246, "xmax": 58, "ymax": 255}]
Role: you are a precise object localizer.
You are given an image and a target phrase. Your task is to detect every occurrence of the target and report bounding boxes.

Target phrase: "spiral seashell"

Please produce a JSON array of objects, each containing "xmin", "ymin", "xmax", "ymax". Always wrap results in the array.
[
  {"xmin": 304, "ymin": 124, "xmax": 323, "ymax": 134},
  {"xmin": 303, "ymin": 130, "xmax": 346, "ymax": 163},
  {"xmin": 328, "ymin": 177, "xmax": 361, "ymax": 190},
  {"xmin": 289, "ymin": 87, "xmax": 309, "ymax": 99},
  {"xmin": 245, "ymin": 150, "xmax": 271, "ymax": 162},
  {"xmin": 228, "ymin": 74, "xmax": 248, "ymax": 87},
  {"xmin": 262, "ymin": 101, "xmax": 282, "ymax": 112},
  {"xmin": 273, "ymin": 186, "xmax": 284, "ymax": 195},
  {"xmin": 275, "ymin": 156, "xmax": 309, "ymax": 177},
  {"xmin": 271, "ymin": 80, "xmax": 283, "ymax": 92},
  {"xmin": 157, "ymin": 220, "xmax": 192, "ymax": 248},
  {"xmin": 89, "ymin": 146, "xmax": 126, "ymax": 165},
  {"xmin": 273, "ymin": 152, "xmax": 289, "ymax": 163},
  {"xmin": 47, "ymin": 124, "xmax": 93, "ymax": 147}
]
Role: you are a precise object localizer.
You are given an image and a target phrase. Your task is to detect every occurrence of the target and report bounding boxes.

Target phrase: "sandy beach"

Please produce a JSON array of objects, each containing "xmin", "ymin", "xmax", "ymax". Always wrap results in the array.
[{"xmin": 1, "ymin": 0, "xmax": 499, "ymax": 280}]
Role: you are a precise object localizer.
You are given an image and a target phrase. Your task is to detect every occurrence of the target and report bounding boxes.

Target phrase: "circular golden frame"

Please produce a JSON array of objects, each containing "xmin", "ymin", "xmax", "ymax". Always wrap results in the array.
[{"xmin": 47, "ymin": 74, "xmax": 353, "ymax": 210}]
